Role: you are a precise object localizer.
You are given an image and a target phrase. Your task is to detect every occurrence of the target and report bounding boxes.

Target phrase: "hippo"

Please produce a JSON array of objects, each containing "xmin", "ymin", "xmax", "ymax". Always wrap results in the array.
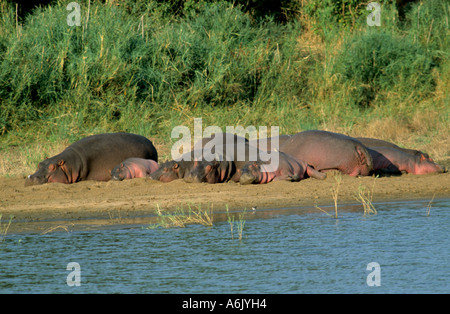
[
  {"xmin": 149, "ymin": 160, "xmax": 196, "ymax": 182},
  {"xmin": 149, "ymin": 145, "xmax": 213, "ymax": 182},
  {"xmin": 25, "ymin": 133, "xmax": 158, "ymax": 186},
  {"xmin": 184, "ymin": 143, "xmax": 264, "ymax": 183},
  {"xmin": 248, "ymin": 134, "xmax": 292, "ymax": 152},
  {"xmin": 111, "ymin": 158, "xmax": 159, "ymax": 181},
  {"xmin": 367, "ymin": 146, "xmax": 444, "ymax": 175},
  {"xmin": 185, "ymin": 160, "xmax": 236, "ymax": 184},
  {"xmin": 279, "ymin": 130, "xmax": 373, "ymax": 176},
  {"xmin": 239, "ymin": 151, "xmax": 327, "ymax": 184},
  {"xmin": 356, "ymin": 137, "xmax": 431, "ymax": 160}
]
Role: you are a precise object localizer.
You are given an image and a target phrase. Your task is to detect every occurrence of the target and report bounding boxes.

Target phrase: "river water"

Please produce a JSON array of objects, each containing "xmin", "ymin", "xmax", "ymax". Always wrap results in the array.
[{"xmin": 1, "ymin": 198, "xmax": 449, "ymax": 294}]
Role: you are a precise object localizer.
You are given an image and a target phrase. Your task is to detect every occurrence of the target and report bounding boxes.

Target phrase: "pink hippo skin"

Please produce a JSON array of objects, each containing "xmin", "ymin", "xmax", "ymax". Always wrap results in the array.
[
  {"xmin": 279, "ymin": 130, "xmax": 373, "ymax": 176},
  {"xmin": 248, "ymin": 134, "xmax": 292, "ymax": 152},
  {"xmin": 239, "ymin": 151, "xmax": 327, "ymax": 184},
  {"xmin": 367, "ymin": 146, "xmax": 444, "ymax": 175},
  {"xmin": 356, "ymin": 137, "xmax": 431, "ymax": 160},
  {"xmin": 111, "ymin": 158, "xmax": 159, "ymax": 180}
]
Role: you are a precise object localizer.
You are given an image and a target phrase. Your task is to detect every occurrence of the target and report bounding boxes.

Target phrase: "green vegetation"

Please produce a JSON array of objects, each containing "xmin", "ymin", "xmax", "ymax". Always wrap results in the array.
[
  {"xmin": 0, "ymin": 0, "xmax": 448, "ymax": 176},
  {"xmin": 150, "ymin": 203, "xmax": 214, "ymax": 228},
  {"xmin": 0, "ymin": 214, "xmax": 13, "ymax": 246},
  {"xmin": 226, "ymin": 206, "xmax": 246, "ymax": 241}
]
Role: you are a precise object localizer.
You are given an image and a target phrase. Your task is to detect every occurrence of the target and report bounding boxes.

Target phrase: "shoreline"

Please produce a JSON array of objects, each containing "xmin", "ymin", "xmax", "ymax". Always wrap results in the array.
[{"xmin": 1, "ymin": 167, "xmax": 449, "ymax": 234}]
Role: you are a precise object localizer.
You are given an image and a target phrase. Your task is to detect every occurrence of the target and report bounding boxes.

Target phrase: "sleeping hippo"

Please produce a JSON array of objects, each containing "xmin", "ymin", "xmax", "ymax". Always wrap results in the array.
[
  {"xmin": 25, "ymin": 133, "xmax": 158, "ymax": 186},
  {"xmin": 111, "ymin": 158, "xmax": 159, "ymax": 181},
  {"xmin": 149, "ymin": 159, "xmax": 196, "ymax": 182},
  {"xmin": 279, "ymin": 130, "xmax": 373, "ymax": 176},
  {"xmin": 248, "ymin": 134, "xmax": 292, "ymax": 152},
  {"xmin": 154, "ymin": 135, "xmax": 252, "ymax": 183},
  {"xmin": 356, "ymin": 137, "xmax": 431, "ymax": 160},
  {"xmin": 367, "ymin": 146, "xmax": 444, "ymax": 175},
  {"xmin": 184, "ymin": 142, "xmax": 263, "ymax": 183},
  {"xmin": 239, "ymin": 151, "xmax": 327, "ymax": 184}
]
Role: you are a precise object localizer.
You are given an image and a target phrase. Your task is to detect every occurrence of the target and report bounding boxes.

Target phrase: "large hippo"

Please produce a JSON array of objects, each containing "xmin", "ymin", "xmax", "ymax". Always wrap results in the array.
[
  {"xmin": 239, "ymin": 151, "xmax": 327, "ymax": 184},
  {"xmin": 248, "ymin": 134, "xmax": 292, "ymax": 152},
  {"xmin": 368, "ymin": 146, "xmax": 444, "ymax": 175},
  {"xmin": 356, "ymin": 137, "xmax": 431, "ymax": 160},
  {"xmin": 111, "ymin": 158, "xmax": 159, "ymax": 181},
  {"xmin": 25, "ymin": 133, "xmax": 158, "ymax": 186},
  {"xmin": 279, "ymin": 130, "xmax": 373, "ymax": 176}
]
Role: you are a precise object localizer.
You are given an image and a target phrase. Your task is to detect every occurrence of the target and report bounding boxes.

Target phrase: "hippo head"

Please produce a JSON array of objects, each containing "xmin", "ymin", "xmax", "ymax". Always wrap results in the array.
[
  {"xmin": 414, "ymin": 154, "xmax": 445, "ymax": 175},
  {"xmin": 25, "ymin": 158, "xmax": 71, "ymax": 186},
  {"xmin": 239, "ymin": 162, "xmax": 260, "ymax": 185},
  {"xmin": 185, "ymin": 160, "xmax": 235, "ymax": 184},
  {"xmin": 184, "ymin": 160, "xmax": 216, "ymax": 183},
  {"xmin": 149, "ymin": 160, "xmax": 189, "ymax": 182},
  {"xmin": 111, "ymin": 163, "xmax": 128, "ymax": 181}
]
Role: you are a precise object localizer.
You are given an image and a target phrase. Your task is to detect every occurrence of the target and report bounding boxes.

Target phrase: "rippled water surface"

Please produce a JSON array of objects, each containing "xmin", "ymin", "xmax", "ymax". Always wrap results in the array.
[{"xmin": 1, "ymin": 199, "xmax": 449, "ymax": 293}]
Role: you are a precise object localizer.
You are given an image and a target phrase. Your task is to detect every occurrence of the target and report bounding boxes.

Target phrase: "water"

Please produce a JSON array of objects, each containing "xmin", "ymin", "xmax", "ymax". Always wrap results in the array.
[{"xmin": 1, "ymin": 199, "xmax": 449, "ymax": 294}]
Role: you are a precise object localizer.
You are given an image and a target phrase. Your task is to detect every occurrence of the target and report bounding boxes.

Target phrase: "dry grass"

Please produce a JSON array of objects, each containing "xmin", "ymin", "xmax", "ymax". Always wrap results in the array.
[{"xmin": 354, "ymin": 178, "xmax": 378, "ymax": 216}]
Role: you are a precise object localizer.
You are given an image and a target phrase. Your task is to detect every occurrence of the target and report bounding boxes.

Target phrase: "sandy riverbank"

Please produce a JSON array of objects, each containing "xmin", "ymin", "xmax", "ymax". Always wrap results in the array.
[{"xmin": 1, "ymin": 159, "xmax": 449, "ymax": 233}]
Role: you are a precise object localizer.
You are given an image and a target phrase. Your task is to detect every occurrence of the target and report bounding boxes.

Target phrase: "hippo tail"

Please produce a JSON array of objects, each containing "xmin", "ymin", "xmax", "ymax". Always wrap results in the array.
[{"xmin": 356, "ymin": 144, "xmax": 373, "ymax": 174}]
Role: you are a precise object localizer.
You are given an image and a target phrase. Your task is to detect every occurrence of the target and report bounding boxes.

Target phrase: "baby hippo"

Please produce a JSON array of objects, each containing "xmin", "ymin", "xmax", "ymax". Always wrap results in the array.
[
  {"xmin": 239, "ymin": 152, "xmax": 326, "ymax": 185},
  {"xmin": 111, "ymin": 158, "xmax": 159, "ymax": 181}
]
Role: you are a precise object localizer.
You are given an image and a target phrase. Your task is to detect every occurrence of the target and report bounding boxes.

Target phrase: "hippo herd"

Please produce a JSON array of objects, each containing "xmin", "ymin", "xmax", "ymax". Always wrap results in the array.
[{"xmin": 25, "ymin": 130, "xmax": 445, "ymax": 187}]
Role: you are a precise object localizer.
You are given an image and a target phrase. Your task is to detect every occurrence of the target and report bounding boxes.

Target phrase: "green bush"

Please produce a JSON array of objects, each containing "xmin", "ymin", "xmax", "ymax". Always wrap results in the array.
[
  {"xmin": 0, "ymin": 0, "xmax": 447, "ymax": 144},
  {"xmin": 334, "ymin": 30, "xmax": 436, "ymax": 107}
]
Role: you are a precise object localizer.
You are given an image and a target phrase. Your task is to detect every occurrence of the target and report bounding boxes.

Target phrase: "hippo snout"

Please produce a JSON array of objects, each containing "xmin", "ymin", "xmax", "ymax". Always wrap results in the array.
[
  {"xmin": 239, "ymin": 172, "xmax": 256, "ymax": 185},
  {"xmin": 111, "ymin": 175, "xmax": 123, "ymax": 181},
  {"xmin": 24, "ymin": 174, "xmax": 48, "ymax": 187},
  {"xmin": 184, "ymin": 175, "xmax": 202, "ymax": 183}
]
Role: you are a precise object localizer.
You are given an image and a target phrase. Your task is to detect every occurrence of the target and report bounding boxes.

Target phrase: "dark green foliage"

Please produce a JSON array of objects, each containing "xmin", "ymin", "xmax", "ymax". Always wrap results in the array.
[
  {"xmin": 0, "ymin": 0, "xmax": 447, "ymax": 140},
  {"xmin": 335, "ymin": 30, "xmax": 436, "ymax": 107}
]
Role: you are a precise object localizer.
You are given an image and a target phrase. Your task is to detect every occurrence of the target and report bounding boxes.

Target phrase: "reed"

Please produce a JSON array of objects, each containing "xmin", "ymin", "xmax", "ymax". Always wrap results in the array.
[
  {"xmin": 331, "ymin": 172, "xmax": 342, "ymax": 219},
  {"xmin": 226, "ymin": 205, "xmax": 246, "ymax": 241},
  {"xmin": 152, "ymin": 203, "xmax": 214, "ymax": 228},
  {"xmin": 426, "ymin": 193, "xmax": 436, "ymax": 217},
  {"xmin": 354, "ymin": 178, "xmax": 378, "ymax": 216},
  {"xmin": 0, "ymin": 214, "xmax": 13, "ymax": 246}
]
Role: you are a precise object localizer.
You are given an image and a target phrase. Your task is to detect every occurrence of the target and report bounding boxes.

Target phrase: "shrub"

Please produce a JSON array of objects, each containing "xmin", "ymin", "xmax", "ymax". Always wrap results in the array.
[{"xmin": 334, "ymin": 30, "xmax": 436, "ymax": 107}]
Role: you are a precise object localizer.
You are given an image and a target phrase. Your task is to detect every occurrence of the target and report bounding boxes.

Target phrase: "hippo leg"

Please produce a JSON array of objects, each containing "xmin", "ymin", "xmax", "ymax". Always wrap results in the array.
[{"xmin": 306, "ymin": 166, "xmax": 327, "ymax": 180}]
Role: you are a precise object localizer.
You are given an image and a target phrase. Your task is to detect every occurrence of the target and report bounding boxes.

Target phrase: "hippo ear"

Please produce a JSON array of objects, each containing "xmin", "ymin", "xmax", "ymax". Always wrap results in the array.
[
  {"xmin": 174, "ymin": 163, "xmax": 179, "ymax": 169},
  {"xmin": 58, "ymin": 160, "xmax": 65, "ymax": 167},
  {"xmin": 420, "ymin": 154, "xmax": 426, "ymax": 162}
]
